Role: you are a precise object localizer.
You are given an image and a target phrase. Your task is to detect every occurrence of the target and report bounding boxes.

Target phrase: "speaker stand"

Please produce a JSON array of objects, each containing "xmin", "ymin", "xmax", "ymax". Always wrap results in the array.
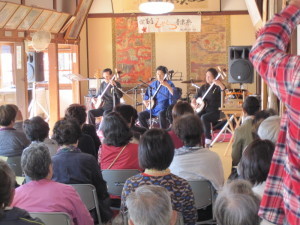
[{"xmin": 28, "ymin": 82, "xmax": 49, "ymax": 120}]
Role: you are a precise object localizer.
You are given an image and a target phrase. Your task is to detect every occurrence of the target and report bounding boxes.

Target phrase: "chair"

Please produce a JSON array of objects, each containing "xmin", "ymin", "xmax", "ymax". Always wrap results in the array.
[
  {"xmin": 188, "ymin": 180, "xmax": 217, "ymax": 225},
  {"xmin": 70, "ymin": 184, "xmax": 102, "ymax": 225},
  {"xmin": 29, "ymin": 212, "xmax": 72, "ymax": 225},
  {"xmin": 102, "ymin": 169, "xmax": 140, "ymax": 196},
  {"xmin": 6, "ymin": 155, "xmax": 22, "ymax": 176}
]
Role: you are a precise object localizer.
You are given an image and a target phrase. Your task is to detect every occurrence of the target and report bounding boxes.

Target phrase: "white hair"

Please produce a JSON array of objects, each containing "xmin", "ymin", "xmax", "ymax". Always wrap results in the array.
[
  {"xmin": 258, "ymin": 115, "xmax": 281, "ymax": 143},
  {"xmin": 214, "ymin": 180, "xmax": 261, "ymax": 225},
  {"xmin": 126, "ymin": 185, "xmax": 172, "ymax": 225}
]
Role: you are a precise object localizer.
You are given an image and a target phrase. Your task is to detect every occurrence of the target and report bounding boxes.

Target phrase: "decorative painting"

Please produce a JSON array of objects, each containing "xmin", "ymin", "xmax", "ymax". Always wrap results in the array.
[
  {"xmin": 187, "ymin": 15, "xmax": 230, "ymax": 91},
  {"xmin": 113, "ymin": 17, "xmax": 155, "ymax": 88}
]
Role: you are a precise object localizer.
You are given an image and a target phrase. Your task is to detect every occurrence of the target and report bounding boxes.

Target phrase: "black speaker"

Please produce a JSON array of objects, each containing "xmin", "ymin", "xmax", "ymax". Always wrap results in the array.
[
  {"xmin": 228, "ymin": 46, "xmax": 254, "ymax": 83},
  {"xmin": 27, "ymin": 52, "xmax": 44, "ymax": 83}
]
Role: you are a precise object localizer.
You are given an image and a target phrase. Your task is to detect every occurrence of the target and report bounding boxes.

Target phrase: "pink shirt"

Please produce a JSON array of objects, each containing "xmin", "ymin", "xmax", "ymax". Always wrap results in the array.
[{"xmin": 12, "ymin": 179, "xmax": 94, "ymax": 225}]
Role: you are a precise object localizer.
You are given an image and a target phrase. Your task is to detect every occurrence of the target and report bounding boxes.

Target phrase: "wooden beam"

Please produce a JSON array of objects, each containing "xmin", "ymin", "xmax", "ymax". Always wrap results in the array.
[
  {"xmin": 48, "ymin": 43, "xmax": 60, "ymax": 130},
  {"xmin": 14, "ymin": 42, "xmax": 28, "ymax": 119},
  {"xmin": 71, "ymin": 44, "xmax": 81, "ymax": 103}
]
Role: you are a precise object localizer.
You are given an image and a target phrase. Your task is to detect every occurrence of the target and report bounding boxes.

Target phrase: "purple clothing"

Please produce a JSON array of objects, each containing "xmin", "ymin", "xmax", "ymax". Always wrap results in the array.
[{"xmin": 12, "ymin": 179, "xmax": 94, "ymax": 225}]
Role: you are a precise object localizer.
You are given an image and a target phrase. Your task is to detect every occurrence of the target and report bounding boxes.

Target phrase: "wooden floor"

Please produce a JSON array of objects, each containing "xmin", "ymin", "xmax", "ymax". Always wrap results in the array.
[{"xmin": 210, "ymin": 142, "xmax": 232, "ymax": 181}]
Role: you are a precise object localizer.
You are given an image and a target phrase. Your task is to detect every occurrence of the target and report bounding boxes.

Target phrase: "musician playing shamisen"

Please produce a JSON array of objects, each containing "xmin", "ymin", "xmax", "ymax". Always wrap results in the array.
[
  {"xmin": 138, "ymin": 65, "xmax": 178, "ymax": 129},
  {"xmin": 191, "ymin": 68, "xmax": 226, "ymax": 148},
  {"xmin": 88, "ymin": 68, "xmax": 123, "ymax": 125}
]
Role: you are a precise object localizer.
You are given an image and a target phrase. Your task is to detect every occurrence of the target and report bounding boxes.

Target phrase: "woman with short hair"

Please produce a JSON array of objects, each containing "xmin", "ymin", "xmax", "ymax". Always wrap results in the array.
[
  {"xmin": 11, "ymin": 143, "xmax": 94, "ymax": 225},
  {"xmin": 121, "ymin": 129, "xmax": 197, "ymax": 225}
]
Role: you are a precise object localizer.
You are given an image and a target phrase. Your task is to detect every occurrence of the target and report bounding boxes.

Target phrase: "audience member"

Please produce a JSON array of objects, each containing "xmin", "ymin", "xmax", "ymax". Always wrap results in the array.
[
  {"xmin": 9, "ymin": 104, "xmax": 23, "ymax": 132},
  {"xmin": 99, "ymin": 112, "xmax": 141, "ymax": 170},
  {"xmin": 0, "ymin": 159, "xmax": 44, "ymax": 225},
  {"xmin": 82, "ymin": 123, "xmax": 101, "ymax": 151},
  {"xmin": 121, "ymin": 129, "xmax": 197, "ymax": 225},
  {"xmin": 65, "ymin": 104, "xmax": 97, "ymax": 158},
  {"xmin": 249, "ymin": 2, "xmax": 300, "ymax": 223},
  {"xmin": 257, "ymin": 116, "xmax": 281, "ymax": 144},
  {"xmin": 126, "ymin": 185, "xmax": 177, "ymax": 225},
  {"xmin": 252, "ymin": 109, "xmax": 277, "ymax": 139},
  {"xmin": 168, "ymin": 101, "xmax": 194, "ymax": 149},
  {"xmin": 170, "ymin": 114, "xmax": 224, "ymax": 191},
  {"xmin": 23, "ymin": 116, "xmax": 58, "ymax": 156},
  {"xmin": 231, "ymin": 96, "xmax": 260, "ymax": 166},
  {"xmin": 238, "ymin": 139, "xmax": 275, "ymax": 197},
  {"xmin": 12, "ymin": 143, "xmax": 94, "ymax": 225},
  {"xmin": 114, "ymin": 104, "xmax": 147, "ymax": 140},
  {"xmin": 51, "ymin": 118, "xmax": 112, "ymax": 223},
  {"xmin": 0, "ymin": 104, "xmax": 30, "ymax": 157},
  {"xmin": 214, "ymin": 179, "xmax": 261, "ymax": 225}
]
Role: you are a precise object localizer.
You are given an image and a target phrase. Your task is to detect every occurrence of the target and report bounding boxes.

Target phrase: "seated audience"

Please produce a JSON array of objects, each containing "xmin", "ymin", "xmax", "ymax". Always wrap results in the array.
[
  {"xmin": 0, "ymin": 104, "xmax": 30, "ymax": 157},
  {"xmin": 214, "ymin": 179, "xmax": 261, "ymax": 225},
  {"xmin": 238, "ymin": 139, "xmax": 275, "ymax": 197},
  {"xmin": 121, "ymin": 129, "xmax": 197, "ymax": 225},
  {"xmin": 10, "ymin": 104, "xmax": 24, "ymax": 132},
  {"xmin": 257, "ymin": 115, "xmax": 281, "ymax": 144},
  {"xmin": 168, "ymin": 101, "xmax": 194, "ymax": 149},
  {"xmin": 126, "ymin": 185, "xmax": 177, "ymax": 225},
  {"xmin": 51, "ymin": 118, "xmax": 112, "ymax": 223},
  {"xmin": 23, "ymin": 116, "xmax": 58, "ymax": 156},
  {"xmin": 114, "ymin": 104, "xmax": 147, "ymax": 141},
  {"xmin": 82, "ymin": 123, "xmax": 101, "ymax": 151},
  {"xmin": 12, "ymin": 143, "xmax": 94, "ymax": 225},
  {"xmin": 231, "ymin": 96, "xmax": 260, "ymax": 166},
  {"xmin": 169, "ymin": 114, "xmax": 224, "ymax": 191},
  {"xmin": 252, "ymin": 109, "xmax": 276, "ymax": 140},
  {"xmin": 99, "ymin": 112, "xmax": 141, "ymax": 171},
  {"xmin": 0, "ymin": 159, "xmax": 44, "ymax": 225},
  {"xmin": 64, "ymin": 104, "xmax": 97, "ymax": 158}
]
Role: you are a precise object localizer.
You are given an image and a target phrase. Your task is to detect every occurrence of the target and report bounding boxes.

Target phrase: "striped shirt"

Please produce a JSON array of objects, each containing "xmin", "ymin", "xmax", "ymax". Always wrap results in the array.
[{"xmin": 249, "ymin": 4, "xmax": 300, "ymax": 225}]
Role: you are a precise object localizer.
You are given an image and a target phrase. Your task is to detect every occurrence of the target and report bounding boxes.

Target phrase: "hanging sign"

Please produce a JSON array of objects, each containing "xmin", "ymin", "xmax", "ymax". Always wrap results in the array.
[{"xmin": 138, "ymin": 15, "xmax": 201, "ymax": 33}]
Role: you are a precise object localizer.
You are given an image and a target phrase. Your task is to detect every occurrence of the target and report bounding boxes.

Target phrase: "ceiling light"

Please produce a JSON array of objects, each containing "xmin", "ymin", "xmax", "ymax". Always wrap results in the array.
[{"xmin": 139, "ymin": 2, "xmax": 175, "ymax": 14}]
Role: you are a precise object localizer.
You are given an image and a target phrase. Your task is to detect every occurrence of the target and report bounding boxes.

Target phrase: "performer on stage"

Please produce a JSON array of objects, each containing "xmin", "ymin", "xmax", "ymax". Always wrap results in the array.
[
  {"xmin": 191, "ymin": 68, "xmax": 226, "ymax": 147},
  {"xmin": 138, "ymin": 66, "xmax": 178, "ymax": 129},
  {"xmin": 88, "ymin": 68, "xmax": 123, "ymax": 125}
]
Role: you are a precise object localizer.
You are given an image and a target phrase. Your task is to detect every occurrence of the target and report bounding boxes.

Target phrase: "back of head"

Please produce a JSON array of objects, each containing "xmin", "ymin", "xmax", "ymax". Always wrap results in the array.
[
  {"xmin": 0, "ymin": 104, "xmax": 17, "ymax": 126},
  {"xmin": 101, "ymin": 112, "xmax": 133, "ymax": 147},
  {"xmin": 242, "ymin": 96, "xmax": 260, "ymax": 116},
  {"xmin": 21, "ymin": 143, "xmax": 51, "ymax": 180},
  {"xmin": 238, "ymin": 139, "xmax": 275, "ymax": 185},
  {"xmin": 257, "ymin": 115, "xmax": 281, "ymax": 144},
  {"xmin": 171, "ymin": 101, "xmax": 194, "ymax": 122},
  {"xmin": 65, "ymin": 104, "xmax": 87, "ymax": 126},
  {"xmin": 173, "ymin": 114, "xmax": 202, "ymax": 147},
  {"xmin": 214, "ymin": 180, "xmax": 261, "ymax": 225},
  {"xmin": 23, "ymin": 116, "xmax": 50, "ymax": 142},
  {"xmin": 114, "ymin": 104, "xmax": 138, "ymax": 126},
  {"xmin": 52, "ymin": 118, "xmax": 82, "ymax": 146},
  {"xmin": 0, "ymin": 160, "xmax": 15, "ymax": 218},
  {"xmin": 126, "ymin": 185, "xmax": 172, "ymax": 225},
  {"xmin": 139, "ymin": 129, "xmax": 174, "ymax": 170},
  {"xmin": 156, "ymin": 65, "xmax": 168, "ymax": 74}
]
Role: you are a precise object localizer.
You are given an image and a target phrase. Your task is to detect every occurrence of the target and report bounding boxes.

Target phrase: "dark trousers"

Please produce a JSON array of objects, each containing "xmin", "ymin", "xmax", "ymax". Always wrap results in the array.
[
  {"xmin": 198, "ymin": 110, "xmax": 220, "ymax": 140},
  {"xmin": 138, "ymin": 110, "xmax": 168, "ymax": 129},
  {"xmin": 88, "ymin": 107, "xmax": 112, "ymax": 125}
]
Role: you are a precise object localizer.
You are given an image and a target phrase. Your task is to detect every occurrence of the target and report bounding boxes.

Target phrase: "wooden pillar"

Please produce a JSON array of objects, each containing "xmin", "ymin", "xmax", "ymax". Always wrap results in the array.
[
  {"xmin": 14, "ymin": 42, "xmax": 28, "ymax": 119},
  {"xmin": 48, "ymin": 43, "xmax": 60, "ymax": 130},
  {"xmin": 71, "ymin": 44, "xmax": 80, "ymax": 103}
]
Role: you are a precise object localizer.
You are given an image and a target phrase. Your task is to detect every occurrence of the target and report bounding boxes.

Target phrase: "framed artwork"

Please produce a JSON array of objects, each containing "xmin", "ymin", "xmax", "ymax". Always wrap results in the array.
[
  {"xmin": 17, "ymin": 8, "xmax": 42, "ymax": 30},
  {"xmin": 187, "ymin": 15, "xmax": 230, "ymax": 93},
  {"xmin": 51, "ymin": 13, "xmax": 70, "ymax": 33},
  {"xmin": 113, "ymin": 17, "xmax": 155, "ymax": 88},
  {"xmin": 30, "ymin": 10, "xmax": 52, "ymax": 31},
  {"xmin": 0, "ymin": 3, "xmax": 19, "ymax": 28},
  {"xmin": 5, "ymin": 5, "xmax": 31, "ymax": 29},
  {"xmin": 65, "ymin": 0, "xmax": 93, "ymax": 39},
  {"xmin": 60, "ymin": 16, "xmax": 75, "ymax": 33}
]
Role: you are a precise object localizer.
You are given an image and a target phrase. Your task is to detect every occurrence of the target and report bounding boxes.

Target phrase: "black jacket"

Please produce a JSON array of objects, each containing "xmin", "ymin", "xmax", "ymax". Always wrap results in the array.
[{"xmin": 0, "ymin": 207, "xmax": 44, "ymax": 225}]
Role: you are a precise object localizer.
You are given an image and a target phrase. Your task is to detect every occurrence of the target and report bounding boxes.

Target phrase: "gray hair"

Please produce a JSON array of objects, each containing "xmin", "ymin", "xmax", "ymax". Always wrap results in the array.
[
  {"xmin": 126, "ymin": 185, "xmax": 172, "ymax": 225},
  {"xmin": 214, "ymin": 180, "xmax": 261, "ymax": 225},
  {"xmin": 21, "ymin": 142, "xmax": 51, "ymax": 180},
  {"xmin": 257, "ymin": 115, "xmax": 281, "ymax": 144}
]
